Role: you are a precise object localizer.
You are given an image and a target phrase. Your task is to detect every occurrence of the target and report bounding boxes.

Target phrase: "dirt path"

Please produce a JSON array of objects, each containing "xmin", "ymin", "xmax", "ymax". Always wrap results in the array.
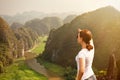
[{"xmin": 25, "ymin": 52, "xmax": 64, "ymax": 80}]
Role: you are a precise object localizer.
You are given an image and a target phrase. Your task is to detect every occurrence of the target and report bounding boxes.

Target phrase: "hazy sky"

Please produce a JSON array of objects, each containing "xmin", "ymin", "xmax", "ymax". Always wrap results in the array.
[{"xmin": 0, "ymin": 0, "xmax": 120, "ymax": 15}]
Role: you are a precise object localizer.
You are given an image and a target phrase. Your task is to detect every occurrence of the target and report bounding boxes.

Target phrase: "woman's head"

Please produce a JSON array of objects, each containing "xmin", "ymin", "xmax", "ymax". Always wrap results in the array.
[{"xmin": 77, "ymin": 29, "xmax": 93, "ymax": 51}]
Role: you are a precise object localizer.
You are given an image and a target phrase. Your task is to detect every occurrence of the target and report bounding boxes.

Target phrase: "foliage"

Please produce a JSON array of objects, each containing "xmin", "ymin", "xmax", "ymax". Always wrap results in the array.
[
  {"xmin": 0, "ymin": 58, "xmax": 47, "ymax": 80},
  {"xmin": 0, "ymin": 44, "xmax": 13, "ymax": 73},
  {"xmin": 63, "ymin": 67, "xmax": 76, "ymax": 80},
  {"xmin": 0, "ymin": 61, "xmax": 4, "ymax": 73},
  {"xmin": 37, "ymin": 58, "xmax": 65, "ymax": 76}
]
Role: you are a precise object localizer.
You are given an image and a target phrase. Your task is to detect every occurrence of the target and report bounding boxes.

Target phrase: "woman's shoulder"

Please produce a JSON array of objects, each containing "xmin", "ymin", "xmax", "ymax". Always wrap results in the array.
[
  {"xmin": 78, "ymin": 49, "xmax": 87, "ymax": 55},
  {"xmin": 77, "ymin": 49, "xmax": 87, "ymax": 58}
]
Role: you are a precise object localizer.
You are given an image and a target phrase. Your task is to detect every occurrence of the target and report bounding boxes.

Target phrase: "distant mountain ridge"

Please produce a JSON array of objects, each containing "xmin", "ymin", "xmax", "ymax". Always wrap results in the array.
[{"xmin": 1, "ymin": 11, "xmax": 77, "ymax": 25}]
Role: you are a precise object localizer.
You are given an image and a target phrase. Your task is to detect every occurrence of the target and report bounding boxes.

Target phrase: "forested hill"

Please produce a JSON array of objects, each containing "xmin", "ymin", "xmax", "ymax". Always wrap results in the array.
[
  {"xmin": 0, "ymin": 17, "xmax": 17, "ymax": 73},
  {"xmin": 41, "ymin": 6, "xmax": 120, "ymax": 70}
]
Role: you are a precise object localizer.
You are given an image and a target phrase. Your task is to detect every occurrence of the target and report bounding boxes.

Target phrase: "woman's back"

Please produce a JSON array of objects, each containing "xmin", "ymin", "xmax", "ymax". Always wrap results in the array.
[{"xmin": 76, "ymin": 40, "xmax": 95, "ymax": 80}]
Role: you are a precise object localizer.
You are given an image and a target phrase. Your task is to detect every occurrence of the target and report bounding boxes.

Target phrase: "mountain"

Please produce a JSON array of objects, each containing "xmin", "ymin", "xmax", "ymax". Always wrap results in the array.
[
  {"xmin": 24, "ymin": 17, "xmax": 63, "ymax": 35},
  {"xmin": 24, "ymin": 18, "xmax": 49, "ymax": 35},
  {"xmin": 41, "ymin": 6, "xmax": 120, "ymax": 70},
  {"xmin": 63, "ymin": 15, "xmax": 77, "ymax": 24},
  {"xmin": 0, "ymin": 17, "xmax": 17, "ymax": 49},
  {"xmin": 1, "ymin": 11, "xmax": 45, "ymax": 25},
  {"xmin": 10, "ymin": 22, "xmax": 23, "ymax": 29},
  {"xmin": 41, "ymin": 17, "xmax": 63, "ymax": 31},
  {"xmin": 13, "ymin": 27, "xmax": 39, "ymax": 51},
  {"xmin": 0, "ymin": 17, "xmax": 18, "ymax": 73}
]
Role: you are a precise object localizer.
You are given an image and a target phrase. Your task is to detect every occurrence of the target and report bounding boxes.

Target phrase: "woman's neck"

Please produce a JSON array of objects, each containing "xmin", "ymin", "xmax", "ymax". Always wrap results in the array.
[{"xmin": 81, "ymin": 42, "xmax": 86, "ymax": 49}]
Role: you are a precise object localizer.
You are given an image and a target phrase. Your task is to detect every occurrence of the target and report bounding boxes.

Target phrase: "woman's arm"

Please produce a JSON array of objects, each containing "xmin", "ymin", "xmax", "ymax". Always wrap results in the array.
[{"xmin": 76, "ymin": 58, "xmax": 85, "ymax": 80}]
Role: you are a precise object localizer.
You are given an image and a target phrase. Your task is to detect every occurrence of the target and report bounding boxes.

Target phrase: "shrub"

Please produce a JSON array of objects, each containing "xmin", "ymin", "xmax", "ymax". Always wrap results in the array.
[{"xmin": 63, "ymin": 66, "xmax": 76, "ymax": 80}]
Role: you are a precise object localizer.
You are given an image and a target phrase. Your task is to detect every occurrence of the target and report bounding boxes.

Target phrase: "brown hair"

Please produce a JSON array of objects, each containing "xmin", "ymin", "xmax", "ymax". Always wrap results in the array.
[{"xmin": 79, "ymin": 29, "xmax": 93, "ymax": 51}]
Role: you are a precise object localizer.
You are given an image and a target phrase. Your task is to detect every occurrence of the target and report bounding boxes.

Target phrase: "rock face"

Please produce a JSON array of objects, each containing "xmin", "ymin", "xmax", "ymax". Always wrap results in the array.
[
  {"xmin": 41, "ymin": 6, "xmax": 120, "ymax": 70},
  {"xmin": 97, "ymin": 54, "xmax": 117, "ymax": 80},
  {"xmin": 107, "ymin": 53, "xmax": 117, "ymax": 80},
  {"xmin": 116, "ymin": 59, "xmax": 120, "ymax": 80}
]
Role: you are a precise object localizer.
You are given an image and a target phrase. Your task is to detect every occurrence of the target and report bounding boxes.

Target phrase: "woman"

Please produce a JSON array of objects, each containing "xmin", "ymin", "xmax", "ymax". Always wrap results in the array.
[{"xmin": 75, "ymin": 29, "xmax": 96, "ymax": 80}]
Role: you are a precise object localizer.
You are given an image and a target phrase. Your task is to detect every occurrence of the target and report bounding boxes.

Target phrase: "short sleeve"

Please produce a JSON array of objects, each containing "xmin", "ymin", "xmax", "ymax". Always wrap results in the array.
[{"xmin": 78, "ymin": 51, "xmax": 85, "ymax": 58}]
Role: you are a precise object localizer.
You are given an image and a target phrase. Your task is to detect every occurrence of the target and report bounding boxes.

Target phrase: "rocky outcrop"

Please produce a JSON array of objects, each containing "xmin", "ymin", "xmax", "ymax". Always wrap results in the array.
[
  {"xmin": 97, "ymin": 54, "xmax": 117, "ymax": 80},
  {"xmin": 116, "ymin": 59, "xmax": 120, "ymax": 80},
  {"xmin": 106, "ymin": 53, "xmax": 117, "ymax": 80}
]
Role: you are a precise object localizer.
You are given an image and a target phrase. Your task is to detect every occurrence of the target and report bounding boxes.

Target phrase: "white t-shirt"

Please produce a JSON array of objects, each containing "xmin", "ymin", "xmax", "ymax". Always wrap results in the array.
[{"xmin": 75, "ymin": 40, "xmax": 95, "ymax": 80}]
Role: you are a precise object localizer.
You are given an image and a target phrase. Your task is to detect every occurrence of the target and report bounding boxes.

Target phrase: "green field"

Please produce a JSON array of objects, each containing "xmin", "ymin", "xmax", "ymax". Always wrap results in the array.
[
  {"xmin": 37, "ymin": 58, "xmax": 65, "ymax": 77},
  {"xmin": 0, "ymin": 57, "xmax": 47, "ymax": 80},
  {"xmin": 31, "ymin": 36, "xmax": 48, "ymax": 55}
]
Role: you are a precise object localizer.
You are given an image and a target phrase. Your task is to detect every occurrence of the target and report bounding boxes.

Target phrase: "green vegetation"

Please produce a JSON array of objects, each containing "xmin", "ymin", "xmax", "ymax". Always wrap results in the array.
[
  {"xmin": 0, "ymin": 43, "xmax": 13, "ymax": 73},
  {"xmin": 0, "ymin": 57, "xmax": 47, "ymax": 80},
  {"xmin": 38, "ymin": 60, "xmax": 76, "ymax": 80},
  {"xmin": 31, "ymin": 36, "xmax": 48, "ymax": 55},
  {"xmin": 63, "ymin": 67, "xmax": 76, "ymax": 80},
  {"xmin": 41, "ymin": 59, "xmax": 65, "ymax": 76}
]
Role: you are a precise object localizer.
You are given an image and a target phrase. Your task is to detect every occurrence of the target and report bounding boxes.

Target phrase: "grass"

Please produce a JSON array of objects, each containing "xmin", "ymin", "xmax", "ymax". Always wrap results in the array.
[
  {"xmin": 43, "ymin": 60, "xmax": 65, "ymax": 76},
  {"xmin": 31, "ymin": 36, "xmax": 48, "ymax": 55},
  {"xmin": 37, "ymin": 58, "xmax": 65, "ymax": 77},
  {"xmin": 0, "ymin": 57, "xmax": 47, "ymax": 80}
]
